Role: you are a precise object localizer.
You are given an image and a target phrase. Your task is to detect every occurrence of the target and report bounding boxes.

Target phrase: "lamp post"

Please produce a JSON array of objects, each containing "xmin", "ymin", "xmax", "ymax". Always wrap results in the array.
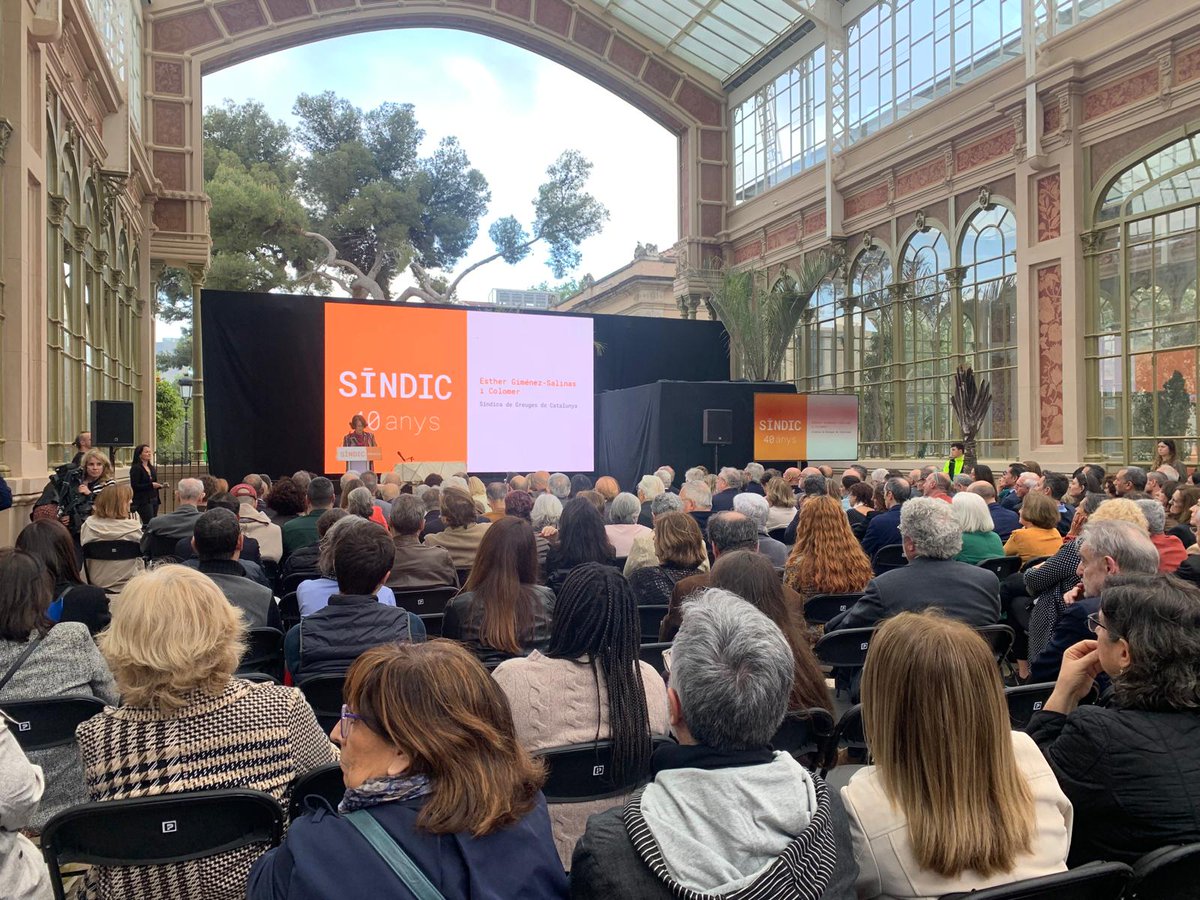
[{"xmin": 178, "ymin": 377, "xmax": 193, "ymax": 464}]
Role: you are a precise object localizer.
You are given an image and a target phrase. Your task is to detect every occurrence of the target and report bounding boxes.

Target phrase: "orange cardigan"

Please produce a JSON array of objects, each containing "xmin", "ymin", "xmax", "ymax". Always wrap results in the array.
[{"xmin": 1003, "ymin": 526, "xmax": 1063, "ymax": 564}]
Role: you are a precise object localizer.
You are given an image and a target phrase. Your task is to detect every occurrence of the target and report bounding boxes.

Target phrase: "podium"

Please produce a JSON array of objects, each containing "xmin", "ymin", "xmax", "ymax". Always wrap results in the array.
[{"xmin": 336, "ymin": 445, "xmax": 382, "ymax": 473}]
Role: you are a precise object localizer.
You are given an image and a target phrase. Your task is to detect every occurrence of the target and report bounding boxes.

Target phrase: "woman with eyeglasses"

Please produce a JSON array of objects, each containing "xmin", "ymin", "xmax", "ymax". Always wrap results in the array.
[
  {"xmin": 249, "ymin": 641, "xmax": 568, "ymax": 900},
  {"xmin": 1026, "ymin": 572, "xmax": 1200, "ymax": 865}
]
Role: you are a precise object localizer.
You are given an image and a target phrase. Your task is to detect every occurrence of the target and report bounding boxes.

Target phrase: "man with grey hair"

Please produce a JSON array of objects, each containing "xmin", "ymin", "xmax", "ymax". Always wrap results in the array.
[
  {"xmin": 142, "ymin": 476, "xmax": 207, "ymax": 556},
  {"xmin": 922, "ymin": 471, "xmax": 953, "ymax": 502},
  {"xmin": 711, "ymin": 466, "xmax": 745, "ymax": 512},
  {"xmin": 1030, "ymin": 519, "xmax": 1160, "ymax": 682},
  {"xmin": 636, "ymin": 474, "xmax": 666, "ymax": 527},
  {"xmin": 684, "ymin": 465, "xmax": 706, "ymax": 484},
  {"xmin": 483, "ymin": 481, "xmax": 507, "ymax": 522},
  {"xmin": 654, "ymin": 466, "xmax": 675, "ymax": 493},
  {"xmin": 1114, "ymin": 465, "xmax": 1148, "ymax": 496},
  {"xmin": 1134, "ymin": 498, "xmax": 1186, "ymax": 571},
  {"xmin": 783, "ymin": 466, "xmax": 803, "ymax": 493},
  {"xmin": 680, "ymin": 479, "xmax": 713, "ymax": 535},
  {"xmin": 571, "ymin": 591, "xmax": 858, "ymax": 898},
  {"xmin": 861, "ymin": 477, "xmax": 912, "ymax": 561},
  {"xmin": 385, "ymin": 493, "xmax": 458, "ymax": 592},
  {"xmin": 827, "ymin": 497, "xmax": 1000, "ymax": 633},
  {"xmin": 870, "ymin": 467, "xmax": 890, "ymax": 486},
  {"xmin": 743, "ymin": 462, "xmax": 766, "ymax": 496},
  {"xmin": 1002, "ymin": 471, "xmax": 1041, "ymax": 512},
  {"xmin": 951, "ymin": 473, "xmax": 974, "ymax": 493},
  {"xmin": 420, "ymin": 484, "xmax": 445, "ymax": 538},
  {"xmin": 548, "ymin": 472, "xmax": 571, "ymax": 503},
  {"xmin": 733, "ymin": 492, "xmax": 788, "ymax": 567},
  {"xmin": 623, "ymin": 491, "xmax": 710, "ymax": 577}
]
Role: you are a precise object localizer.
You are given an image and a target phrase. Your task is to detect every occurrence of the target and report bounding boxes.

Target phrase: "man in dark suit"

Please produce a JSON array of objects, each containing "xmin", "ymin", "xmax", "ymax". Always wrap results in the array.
[
  {"xmin": 710, "ymin": 467, "xmax": 745, "ymax": 512},
  {"xmin": 828, "ymin": 496, "xmax": 1001, "ymax": 633},
  {"xmin": 680, "ymin": 480, "xmax": 713, "ymax": 537},
  {"xmin": 743, "ymin": 462, "xmax": 767, "ymax": 496},
  {"xmin": 860, "ymin": 477, "xmax": 912, "ymax": 563},
  {"xmin": 968, "ymin": 481, "xmax": 1020, "ymax": 542}
]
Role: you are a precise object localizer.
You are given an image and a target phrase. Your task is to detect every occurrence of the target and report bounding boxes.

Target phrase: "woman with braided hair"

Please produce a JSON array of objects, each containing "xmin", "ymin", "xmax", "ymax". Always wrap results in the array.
[{"xmin": 493, "ymin": 563, "xmax": 670, "ymax": 868}]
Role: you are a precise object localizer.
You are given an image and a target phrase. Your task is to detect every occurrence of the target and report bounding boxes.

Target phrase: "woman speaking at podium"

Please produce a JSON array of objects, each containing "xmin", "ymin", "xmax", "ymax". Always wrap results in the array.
[{"xmin": 341, "ymin": 414, "xmax": 378, "ymax": 473}]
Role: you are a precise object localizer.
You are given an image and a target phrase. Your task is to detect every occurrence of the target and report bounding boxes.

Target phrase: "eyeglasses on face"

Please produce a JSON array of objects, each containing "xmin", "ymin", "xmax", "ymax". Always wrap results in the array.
[
  {"xmin": 339, "ymin": 704, "xmax": 363, "ymax": 741},
  {"xmin": 1086, "ymin": 612, "xmax": 1118, "ymax": 639}
]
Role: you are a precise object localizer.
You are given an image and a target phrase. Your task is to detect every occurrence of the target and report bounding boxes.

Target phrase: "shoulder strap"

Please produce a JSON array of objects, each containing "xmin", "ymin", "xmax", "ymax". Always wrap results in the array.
[
  {"xmin": 0, "ymin": 635, "xmax": 44, "ymax": 695},
  {"xmin": 345, "ymin": 809, "xmax": 445, "ymax": 900}
]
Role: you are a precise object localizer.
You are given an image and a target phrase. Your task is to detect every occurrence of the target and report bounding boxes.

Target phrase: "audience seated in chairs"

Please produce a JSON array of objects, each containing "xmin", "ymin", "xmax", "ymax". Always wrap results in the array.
[
  {"xmin": 345, "ymin": 485, "xmax": 389, "ymax": 530},
  {"xmin": 74, "ymin": 565, "xmax": 336, "ymax": 898},
  {"xmin": 570, "ymin": 591, "xmax": 858, "ymax": 898},
  {"xmin": 282, "ymin": 476, "xmax": 336, "ymax": 558},
  {"xmin": 765, "ymin": 476, "xmax": 798, "ymax": 530},
  {"xmin": 1004, "ymin": 491, "xmax": 1065, "ymax": 564},
  {"xmin": 678, "ymin": 479, "xmax": 714, "ymax": 538},
  {"xmin": 827, "ymin": 497, "xmax": 1001, "ymax": 633},
  {"xmin": 845, "ymin": 481, "xmax": 876, "ymax": 540},
  {"xmin": 442, "ymin": 517, "xmax": 555, "ymax": 665},
  {"xmin": 78, "ymin": 481, "xmax": 144, "ymax": 595},
  {"xmin": 482, "ymin": 480, "xmax": 508, "ymax": 522},
  {"xmin": 248, "ymin": 641, "xmax": 568, "ymax": 900},
  {"xmin": 733, "ymin": 492, "xmax": 789, "ymax": 567},
  {"xmin": 384, "ymin": 494, "xmax": 458, "ymax": 592},
  {"xmin": 493, "ymin": 563, "xmax": 670, "ymax": 867},
  {"xmin": 605, "ymin": 492, "xmax": 652, "ymax": 558},
  {"xmin": 622, "ymin": 492, "xmax": 710, "ymax": 577},
  {"xmin": 141, "ymin": 476, "xmax": 205, "ymax": 557},
  {"xmin": 0, "ymin": 548, "xmax": 117, "ymax": 829},
  {"xmin": 861, "ymin": 477, "xmax": 912, "ymax": 563},
  {"xmin": 15, "ymin": 519, "xmax": 110, "ymax": 635},
  {"xmin": 544, "ymin": 498, "xmax": 617, "ymax": 595},
  {"xmin": 191, "ymin": 508, "xmax": 282, "ymax": 630},
  {"xmin": 846, "ymin": 610, "xmax": 1071, "ymax": 898},
  {"xmin": 232, "ymin": 482, "xmax": 284, "ymax": 563},
  {"xmin": 285, "ymin": 521, "xmax": 424, "ymax": 680},
  {"xmin": 635, "ymin": 475, "xmax": 664, "ymax": 527},
  {"xmin": 1134, "ymin": 498, "xmax": 1187, "ymax": 572},
  {"xmin": 281, "ymin": 508, "xmax": 348, "ymax": 585},
  {"xmin": 628, "ymin": 511, "xmax": 706, "ymax": 611},
  {"xmin": 951, "ymin": 490, "xmax": 1005, "ymax": 565},
  {"xmin": 423, "ymin": 487, "xmax": 491, "ymax": 569},
  {"xmin": 1026, "ymin": 573, "xmax": 1200, "ymax": 864},
  {"xmin": 263, "ymin": 475, "xmax": 307, "ymax": 530},
  {"xmin": 296, "ymin": 516, "xmax": 399, "ymax": 618},
  {"xmin": 783, "ymin": 495, "xmax": 874, "ymax": 604}
]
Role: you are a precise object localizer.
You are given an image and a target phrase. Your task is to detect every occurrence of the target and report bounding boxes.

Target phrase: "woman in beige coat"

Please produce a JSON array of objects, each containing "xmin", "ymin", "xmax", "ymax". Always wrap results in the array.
[
  {"xmin": 841, "ymin": 610, "xmax": 1072, "ymax": 899},
  {"xmin": 79, "ymin": 482, "xmax": 144, "ymax": 595}
]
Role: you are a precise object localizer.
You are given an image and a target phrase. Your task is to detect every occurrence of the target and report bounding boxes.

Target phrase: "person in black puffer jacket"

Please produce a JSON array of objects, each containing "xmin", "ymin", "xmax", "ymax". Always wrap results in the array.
[{"xmin": 1026, "ymin": 572, "xmax": 1200, "ymax": 866}]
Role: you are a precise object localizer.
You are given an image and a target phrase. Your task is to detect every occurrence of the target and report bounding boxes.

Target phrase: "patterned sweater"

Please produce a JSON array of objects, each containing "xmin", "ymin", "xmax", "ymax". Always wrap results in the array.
[{"xmin": 75, "ymin": 678, "xmax": 337, "ymax": 899}]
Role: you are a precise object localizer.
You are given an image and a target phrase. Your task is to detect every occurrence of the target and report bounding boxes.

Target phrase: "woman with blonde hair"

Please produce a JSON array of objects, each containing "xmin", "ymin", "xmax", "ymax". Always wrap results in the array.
[
  {"xmin": 783, "ymin": 495, "xmax": 873, "ymax": 602},
  {"xmin": 249, "ymin": 641, "xmax": 567, "ymax": 899},
  {"xmin": 79, "ymin": 481, "xmax": 144, "ymax": 594},
  {"xmin": 951, "ymin": 490, "xmax": 1004, "ymax": 564},
  {"xmin": 63, "ymin": 448, "xmax": 116, "ymax": 535},
  {"xmin": 76, "ymin": 565, "xmax": 337, "ymax": 898},
  {"xmin": 765, "ymin": 476, "xmax": 797, "ymax": 529},
  {"xmin": 843, "ymin": 610, "xmax": 1072, "ymax": 897}
]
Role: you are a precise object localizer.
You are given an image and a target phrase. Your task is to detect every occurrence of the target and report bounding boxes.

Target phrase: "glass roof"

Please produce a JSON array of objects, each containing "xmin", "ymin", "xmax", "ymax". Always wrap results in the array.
[{"xmin": 602, "ymin": 0, "xmax": 817, "ymax": 81}]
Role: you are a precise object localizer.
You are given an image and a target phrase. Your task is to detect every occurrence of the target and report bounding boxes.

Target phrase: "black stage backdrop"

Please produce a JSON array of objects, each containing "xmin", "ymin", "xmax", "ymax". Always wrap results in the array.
[
  {"xmin": 201, "ymin": 290, "xmax": 730, "ymax": 480},
  {"xmin": 596, "ymin": 380, "xmax": 797, "ymax": 493}
]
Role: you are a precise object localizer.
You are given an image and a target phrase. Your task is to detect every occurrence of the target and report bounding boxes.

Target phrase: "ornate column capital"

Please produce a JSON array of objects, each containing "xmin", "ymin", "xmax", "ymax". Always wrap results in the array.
[
  {"xmin": 47, "ymin": 193, "xmax": 68, "ymax": 226},
  {"xmin": 1080, "ymin": 231, "xmax": 1104, "ymax": 254},
  {"xmin": 943, "ymin": 266, "xmax": 968, "ymax": 288},
  {"xmin": 187, "ymin": 263, "xmax": 208, "ymax": 290},
  {"xmin": 888, "ymin": 282, "xmax": 910, "ymax": 302},
  {"xmin": 0, "ymin": 118, "xmax": 14, "ymax": 165}
]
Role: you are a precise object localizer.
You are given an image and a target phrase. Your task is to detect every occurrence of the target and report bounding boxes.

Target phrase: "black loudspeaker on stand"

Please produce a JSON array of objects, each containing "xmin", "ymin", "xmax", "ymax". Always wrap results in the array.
[
  {"xmin": 91, "ymin": 400, "xmax": 135, "ymax": 464},
  {"xmin": 702, "ymin": 409, "xmax": 733, "ymax": 473}
]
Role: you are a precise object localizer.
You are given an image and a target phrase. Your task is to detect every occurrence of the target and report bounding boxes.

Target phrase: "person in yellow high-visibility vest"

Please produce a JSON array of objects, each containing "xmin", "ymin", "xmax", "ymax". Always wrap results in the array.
[{"xmin": 943, "ymin": 442, "xmax": 967, "ymax": 478}]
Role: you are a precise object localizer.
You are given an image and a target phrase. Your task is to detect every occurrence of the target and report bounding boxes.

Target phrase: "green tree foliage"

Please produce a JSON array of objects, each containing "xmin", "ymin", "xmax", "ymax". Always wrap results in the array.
[
  {"xmin": 155, "ymin": 378, "xmax": 185, "ymax": 447},
  {"xmin": 1133, "ymin": 369, "xmax": 1194, "ymax": 439},
  {"xmin": 156, "ymin": 328, "xmax": 192, "ymax": 373}
]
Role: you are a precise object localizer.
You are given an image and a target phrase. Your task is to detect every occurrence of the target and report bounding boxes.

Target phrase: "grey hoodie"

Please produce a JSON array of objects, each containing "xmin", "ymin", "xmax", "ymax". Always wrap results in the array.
[{"xmin": 0, "ymin": 717, "xmax": 54, "ymax": 899}]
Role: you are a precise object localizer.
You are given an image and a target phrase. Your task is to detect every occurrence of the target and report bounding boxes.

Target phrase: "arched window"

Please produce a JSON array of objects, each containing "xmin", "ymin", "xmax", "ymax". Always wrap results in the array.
[
  {"xmin": 960, "ymin": 204, "xmax": 1018, "ymax": 458},
  {"xmin": 898, "ymin": 227, "xmax": 952, "ymax": 457},
  {"xmin": 805, "ymin": 273, "xmax": 843, "ymax": 391},
  {"xmin": 1088, "ymin": 132, "xmax": 1200, "ymax": 465},
  {"xmin": 848, "ymin": 246, "xmax": 893, "ymax": 457}
]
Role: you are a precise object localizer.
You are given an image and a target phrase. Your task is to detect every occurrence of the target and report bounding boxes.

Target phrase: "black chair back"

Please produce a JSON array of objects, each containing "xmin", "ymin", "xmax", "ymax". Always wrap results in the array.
[
  {"xmin": 639, "ymin": 604, "xmax": 671, "ymax": 643},
  {"xmin": 803, "ymin": 593, "xmax": 864, "ymax": 626},
  {"xmin": 1004, "ymin": 682, "xmax": 1057, "ymax": 729},
  {"xmin": 0, "ymin": 696, "xmax": 107, "ymax": 751},
  {"xmin": 821, "ymin": 703, "xmax": 865, "ymax": 777},
  {"xmin": 536, "ymin": 738, "xmax": 672, "ymax": 803},
  {"xmin": 82, "ymin": 540, "xmax": 142, "ymax": 564},
  {"xmin": 637, "ymin": 642, "xmax": 671, "ymax": 675},
  {"xmin": 766, "ymin": 526, "xmax": 788, "ymax": 543},
  {"xmin": 1129, "ymin": 842, "xmax": 1200, "ymax": 899},
  {"xmin": 297, "ymin": 673, "xmax": 346, "ymax": 733},
  {"xmin": 40, "ymin": 789, "xmax": 284, "ymax": 900},
  {"xmin": 976, "ymin": 624, "xmax": 1015, "ymax": 664},
  {"xmin": 392, "ymin": 586, "xmax": 458, "ymax": 637},
  {"xmin": 978, "ymin": 556, "xmax": 1021, "ymax": 579},
  {"xmin": 279, "ymin": 571, "xmax": 311, "ymax": 597},
  {"xmin": 936, "ymin": 861, "xmax": 1132, "ymax": 899},
  {"xmin": 772, "ymin": 707, "xmax": 834, "ymax": 763},
  {"xmin": 146, "ymin": 532, "xmax": 180, "ymax": 560},
  {"xmin": 814, "ymin": 628, "xmax": 875, "ymax": 668},
  {"xmin": 279, "ymin": 592, "xmax": 300, "ymax": 633},
  {"xmin": 236, "ymin": 627, "xmax": 284, "ymax": 681},
  {"xmin": 288, "ymin": 763, "xmax": 345, "ymax": 821},
  {"xmin": 872, "ymin": 543, "xmax": 907, "ymax": 573},
  {"xmin": 455, "ymin": 568, "xmax": 472, "ymax": 587},
  {"xmin": 1021, "ymin": 555, "xmax": 1053, "ymax": 572},
  {"xmin": 259, "ymin": 559, "xmax": 280, "ymax": 592}
]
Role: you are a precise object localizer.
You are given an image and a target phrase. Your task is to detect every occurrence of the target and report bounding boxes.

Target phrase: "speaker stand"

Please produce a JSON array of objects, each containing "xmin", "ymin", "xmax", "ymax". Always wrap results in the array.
[{"xmin": 712, "ymin": 445, "xmax": 719, "ymax": 475}]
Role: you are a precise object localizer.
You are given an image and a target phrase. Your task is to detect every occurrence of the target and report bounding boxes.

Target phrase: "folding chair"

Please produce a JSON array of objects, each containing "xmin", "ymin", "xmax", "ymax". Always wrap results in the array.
[
  {"xmin": 813, "ymin": 627, "xmax": 875, "ymax": 669},
  {"xmin": 1004, "ymin": 682, "xmax": 1057, "ymax": 729},
  {"xmin": 637, "ymin": 642, "xmax": 671, "ymax": 676},
  {"xmin": 278, "ymin": 571, "xmax": 311, "ymax": 597},
  {"xmin": 803, "ymin": 593, "xmax": 864, "ymax": 626},
  {"xmin": 936, "ymin": 861, "xmax": 1133, "ymax": 899},
  {"xmin": 978, "ymin": 556, "xmax": 1021, "ymax": 580},
  {"xmin": 81, "ymin": 540, "xmax": 144, "ymax": 583},
  {"xmin": 145, "ymin": 532, "xmax": 180, "ymax": 561},
  {"xmin": 40, "ymin": 789, "xmax": 284, "ymax": 900},
  {"xmin": 392, "ymin": 585, "xmax": 459, "ymax": 638},
  {"xmin": 279, "ymin": 592, "xmax": 301, "ymax": 633},
  {"xmin": 872, "ymin": 543, "xmax": 907, "ymax": 573},
  {"xmin": 536, "ymin": 737, "xmax": 674, "ymax": 803},
  {"xmin": 236, "ymin": 627, "xmax": 284, "ymax": 681},
  {"xmin": 976, "ymin": 624, "xmax": 1016, "ymax": 665},
  {"xmin": 766, "ymin": 526, "xmax": 788, "ymax": 544},
  {"xmin": 296, "ymin": 673, "xmax": 345, "ymax": 733},
  {"xmin": 639, "ymin": 604, "xmax": 671, "ymax": 643},
  {"xmin": 821, "ymin": 704, "xmax": 866, "ymax": 777},
  {"xmin": 772, "ymin": 707, "xmax": 834, "ymax": 764},
  {"xmin": 1128, "ymin": 842, "xmax": 1200, "ymax": 899},
  {"xmin": 0, "ymin": 696, "xmax": 107, "ymax": 751},
  {"xmin": 288, "ymin": 763, "xmax": 345, "ymax": 821}
]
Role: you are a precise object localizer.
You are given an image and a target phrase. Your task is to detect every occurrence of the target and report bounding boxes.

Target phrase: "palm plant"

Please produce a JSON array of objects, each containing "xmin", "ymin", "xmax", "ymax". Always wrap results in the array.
[{"xmin": 707, "ymin": 253, "xmax": 836, "ymax": 382}]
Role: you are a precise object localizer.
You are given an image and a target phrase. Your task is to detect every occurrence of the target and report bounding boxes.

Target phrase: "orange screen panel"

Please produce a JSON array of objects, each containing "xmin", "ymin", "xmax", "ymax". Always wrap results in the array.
[{"xmin": 754, "ymin": 393, "xmax": 808, "ymax": 460}]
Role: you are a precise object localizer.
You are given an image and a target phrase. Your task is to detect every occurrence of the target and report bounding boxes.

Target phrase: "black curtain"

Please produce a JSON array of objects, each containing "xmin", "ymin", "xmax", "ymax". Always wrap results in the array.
[{"xmin": 200, "ymin": 291, "xmax": 730, "ymax": 480}]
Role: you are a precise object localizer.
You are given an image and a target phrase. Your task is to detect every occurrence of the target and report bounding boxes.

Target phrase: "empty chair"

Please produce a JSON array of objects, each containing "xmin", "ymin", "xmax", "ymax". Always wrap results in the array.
[
  {"xmin": 1128, "ymin": 843, "xmax": 1200, "ymax": 899},
  {"xmin": 772, "ymin": 707, "xmax": 834, "ymax": 763},
  {"xmin": 237, "ymin": 626, "xmax": 284, "ymax": 681},
  {"xmin": 296, "ymin": 673, "xmax": 345, "ymax": 733},
  {"xmin": 979, "ymin": 556, "xmax": 1022, "ymax": 580},
  {"xmin": 638, "ymin": 604, "xmax": 670, "ymax": 643},
  {"xmin": 288, "ymin": 762, "xmax": 345, "ymax": 821},
  {"xmin": 872, "ymin": 543, "xmax": 908, "ymax": 573},
  {"xmin": 814, "ymin": 627, "xmax": 875, "ymax": 669},
  {"xmin": 976, "ymin": 624, "xmax": 1016, "ymax": 664},
  {"xmin": 0, "ymin": 695, "xmax": 106, "ymax": 752},
  {"xmin": 803, "ymin": 593, "xmax": 864, "ymax": 626},
  {"xmin": 40, "ymin": 789, "xmax": 285, "ymax": 900},
  {"xmin": 936, "ymin": 861, "xmax": 1132, "ymax": 899},
  {"xmin": 637, "ymin": 641, "xmax": 671, "ymax": 675}
]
